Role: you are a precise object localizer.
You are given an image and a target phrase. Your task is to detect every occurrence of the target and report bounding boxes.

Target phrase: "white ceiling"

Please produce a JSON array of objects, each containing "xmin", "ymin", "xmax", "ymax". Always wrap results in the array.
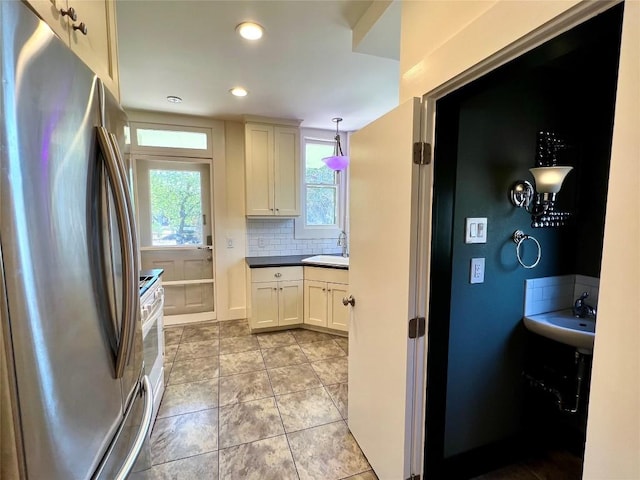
[{"xmin": 116, "ymin": 0, "xmax": 401, "ymax": 132}]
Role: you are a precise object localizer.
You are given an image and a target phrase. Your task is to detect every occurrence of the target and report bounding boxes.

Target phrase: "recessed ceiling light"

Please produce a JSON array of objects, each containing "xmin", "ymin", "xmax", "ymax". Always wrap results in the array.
[
  {"xmin": 230, "ymin": 87, "xmax": 248, "ymax": 97},
  {"xmin": 236, "ymin": 22, "xmax": 264, "ymax": 41},
  {"xmin": 166, "ymin": 95, "xmax": 182, "ymax": 103}
]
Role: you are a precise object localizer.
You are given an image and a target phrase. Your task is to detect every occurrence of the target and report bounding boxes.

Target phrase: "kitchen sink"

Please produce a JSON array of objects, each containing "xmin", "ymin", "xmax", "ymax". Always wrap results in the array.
[
  {"xmin": 301, "ymin": 255, "xmax": 349, "ymax": 268},
  {"xmin": 523, "ymin": 309, "xmax": 595, "ymax": 353}
]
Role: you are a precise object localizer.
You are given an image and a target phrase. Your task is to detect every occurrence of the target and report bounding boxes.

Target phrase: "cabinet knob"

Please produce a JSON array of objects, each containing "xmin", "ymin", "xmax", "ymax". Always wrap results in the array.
[
  {"xmin": 273, "ymin": 287, "xmax": 277, "ymax": 291},
  {"xmin": 276, "ymin": 208, "xmax": 280, "ymax": 212},
  {"xmin": 280, "ymin": 287, "xmax": 283, "ymax": 291},
  {"xmin": 59, "ymin": 6, "xmax": 77, "ymax": 21},
  {"xmin": 275, "ymin": 273, "xmax": 282, "ymax": 278},
  {"xmin": 342, "ymin": 295, "xmax": 355, "ymax": 307},
  {"xmin": 72, "ymin": 22, "xmax": 88, "ymax": 35},
  {"xmin": 322, "ymin": 288, "xmax": 326, "ymax": 291}
]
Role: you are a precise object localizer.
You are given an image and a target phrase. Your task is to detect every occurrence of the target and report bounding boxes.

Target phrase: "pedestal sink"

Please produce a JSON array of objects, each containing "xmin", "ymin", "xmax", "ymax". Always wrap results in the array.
[{"xmin": 523, "ymin": 309, "xmax": 595, "ymax": 353}]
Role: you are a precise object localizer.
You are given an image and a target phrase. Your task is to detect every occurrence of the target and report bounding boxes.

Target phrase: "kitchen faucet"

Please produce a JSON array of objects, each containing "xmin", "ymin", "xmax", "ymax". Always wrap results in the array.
[
  {"xmin": 337, "ymin": 230, "xmax": 349, "ymax": 258},
  {"xmin": 573, "ymin": 291, "xmax": 596, "ymax": 318}
]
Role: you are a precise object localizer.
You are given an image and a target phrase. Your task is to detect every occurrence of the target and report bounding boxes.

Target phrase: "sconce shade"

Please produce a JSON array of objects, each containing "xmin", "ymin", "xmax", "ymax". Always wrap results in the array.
[
  {"xmin": 322, "ymin": 155, "xmax": 349, "ymax": 171},
  {"xmin": 529, "ymin": 166, "xmax": 573, "ymax": 193}
]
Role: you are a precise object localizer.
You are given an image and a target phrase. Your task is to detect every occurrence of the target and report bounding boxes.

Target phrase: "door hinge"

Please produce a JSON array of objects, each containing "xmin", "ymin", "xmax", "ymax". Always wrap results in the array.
[
  {"xmin": 406, "ymin": 475, "xmax": 421, "ymax": 480},
  {"xmin": 413, "ymin": 142, "xmax": 432, "ymax": 165},
  {"xmin": 408, "ymin": 317, "xmax": 425, "ymax": 339}
]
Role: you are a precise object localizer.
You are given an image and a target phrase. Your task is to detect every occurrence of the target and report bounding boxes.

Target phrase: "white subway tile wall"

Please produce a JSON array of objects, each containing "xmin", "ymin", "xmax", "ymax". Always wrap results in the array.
[
  {"xmin": 246, "ymin": 219, "xmax": 342, "ymax": 257},
  {"xmin": 524, "ymin": 274, "xmax": 600, "ymax": 316}
]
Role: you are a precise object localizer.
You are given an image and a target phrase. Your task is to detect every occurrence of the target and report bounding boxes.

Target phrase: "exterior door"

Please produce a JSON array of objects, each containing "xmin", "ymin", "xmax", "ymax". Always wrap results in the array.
[
  {"xmin": 136, "ymin": 157, "xmax": 216, "ymax": 324},
  {"xmin": 349, "ymin": 98, "xmax": 429, "ymax": 479}
]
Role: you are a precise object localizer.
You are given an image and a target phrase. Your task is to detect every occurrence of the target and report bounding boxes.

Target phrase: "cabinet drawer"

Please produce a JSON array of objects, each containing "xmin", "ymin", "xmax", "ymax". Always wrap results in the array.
[
  {"xmin": 304, "ymin": 266, "xmax": 349, "ymax": 284},
  {"xmin": 251, "ymin": 266, "xmax": 303, "ymax": 283}
]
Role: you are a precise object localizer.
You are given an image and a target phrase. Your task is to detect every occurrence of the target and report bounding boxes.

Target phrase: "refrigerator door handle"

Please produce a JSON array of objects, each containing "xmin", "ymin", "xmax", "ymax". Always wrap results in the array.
[
  {"xmin": 107, "ymin": 131, "xmax": 140, "ymax": 365},
  {"xmin": 113, "ymin": 375, "xmax": 154, "ymax": 480},
  {"xmin": 96, "ymin": 126, "xmax": 136, "ymax": 379}
]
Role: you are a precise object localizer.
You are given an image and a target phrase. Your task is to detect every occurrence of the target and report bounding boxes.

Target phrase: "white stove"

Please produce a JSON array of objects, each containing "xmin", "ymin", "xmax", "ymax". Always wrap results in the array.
[{"xmin": 140, "ymin": 274, "xmax": 164, "ymax": 426}]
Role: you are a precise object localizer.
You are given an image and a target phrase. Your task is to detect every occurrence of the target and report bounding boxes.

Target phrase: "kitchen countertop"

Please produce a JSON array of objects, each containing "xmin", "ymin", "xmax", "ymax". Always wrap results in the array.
[
  {"xmin": 245, "ymin": 255, "xmax": 348, "ymax": 270},
  {"xmin": 139, "ymin": 268, "xmax": 164, "ymax": 296}
]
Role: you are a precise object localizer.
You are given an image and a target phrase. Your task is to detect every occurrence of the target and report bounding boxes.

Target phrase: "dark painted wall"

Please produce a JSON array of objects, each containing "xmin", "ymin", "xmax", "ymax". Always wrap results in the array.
[{"xmin": 434, "ymin": 5, "xmax": 623, "ymax": 462}]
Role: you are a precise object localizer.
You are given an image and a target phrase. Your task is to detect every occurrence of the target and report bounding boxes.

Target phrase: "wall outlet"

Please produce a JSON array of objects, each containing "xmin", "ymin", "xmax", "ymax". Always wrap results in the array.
[
  {"xmin": 470, "ymin": 258, "xmax": 485, "ymax": 284},
  {"xmin": 226, "ymin": 237, "xmax": 234, "ymax": 248},
  {"xmin": 258, "ymin": 237, "xmax": 265, "ymax": 248}
]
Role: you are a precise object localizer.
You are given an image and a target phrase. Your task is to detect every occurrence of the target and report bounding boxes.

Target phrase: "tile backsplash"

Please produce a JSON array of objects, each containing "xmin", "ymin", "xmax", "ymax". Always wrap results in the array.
[
  {"xmin": 524, "ymin": 274, "xmax": 600, "ymax": 316},
  {"xmin": 246, "ymin": 219, "xmax": 342, "ymax": 257}
]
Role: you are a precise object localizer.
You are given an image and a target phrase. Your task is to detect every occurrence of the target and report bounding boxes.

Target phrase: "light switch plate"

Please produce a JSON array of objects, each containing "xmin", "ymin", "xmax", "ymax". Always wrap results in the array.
[
  {"xmin": 470, "ymin": 257, "xmax": 485, "ymax": 284},
  {"xmin": 465, "ymin": 217, "xmax": 488, "ymax": 244}
]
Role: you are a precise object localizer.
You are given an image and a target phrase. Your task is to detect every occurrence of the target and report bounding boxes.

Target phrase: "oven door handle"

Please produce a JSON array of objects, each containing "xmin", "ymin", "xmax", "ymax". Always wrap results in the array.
[{"xmin": 97, "ymin": 126, "xmax": 136, "ymax": 379}]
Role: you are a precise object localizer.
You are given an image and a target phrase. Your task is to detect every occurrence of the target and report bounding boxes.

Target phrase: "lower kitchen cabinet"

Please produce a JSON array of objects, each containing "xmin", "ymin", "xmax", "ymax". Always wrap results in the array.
[
  {"xmin": 303, "ymin": 267, "xmax": 349, "ymax": 332},
  {"xmin": 250, "ymin": 267, "xmax": 303, "ymax": 329}
]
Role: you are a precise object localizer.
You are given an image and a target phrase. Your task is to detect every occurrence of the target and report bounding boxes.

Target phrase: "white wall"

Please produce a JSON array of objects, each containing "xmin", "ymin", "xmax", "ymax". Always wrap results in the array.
[{"xmin": 399, "ymin": 1, "xmax": 639, "ymax": 477}]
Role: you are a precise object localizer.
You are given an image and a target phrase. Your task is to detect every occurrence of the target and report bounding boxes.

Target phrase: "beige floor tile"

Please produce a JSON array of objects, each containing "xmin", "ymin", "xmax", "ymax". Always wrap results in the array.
[
  {"xmin": 164, "ymin": 344, "xmax": 178, "ymax": 365},
  {"xmin": 288, "ymin": 421, "xmax": 370, "ymax": 480},
  {"xmin": 150, "ymin": 409, "xmax": 218, "ymax": 465},
  {"xmin": 219, "ymin": 397, "xmax": 284, "ymax": 448},
  {"xmin": 290, "ymin": 329, "xmax": 335, "ymax": 344},
  {"xmin": 262, "ymin": 344, "xmax": 308, "ymax": 369},
  {"xmin": 326, "ymin": 383, "xmax": 348, "ymax": 419},
  {"xmin": 158, "ymin": 378, "xmax": 219, "ymax": 419},
  {"xmin": 219, "ymin": 370, "xmax": 274, "ymax": 406},
  {"xmin": 174, "ymin": 339, "xmax": 219, "ymax": 362},
  {"xmin": 219, "ymin": 319, "xmax": 251, "ymax": 338},
  {"xmin": 168, "ymin": 356, "xmax": 219, "ymax": 385},
  {"xmin": 256, "ymin": 331, "xmax": 297, "ymax": 349},
  {"xmin": 219, "ymin": 335, "xmax": 260, "ymax": 354},
  {"xmin": 181, "ymin": 324, "xmax": 219, "ymax": 344},
  {"xmin": 267, "ymin": 363, "xmax": 323, "ymax": 395},
  {"xmin": 343, "ymin": 472, "xmax": 378, "ymax": 480},
  {"xmin": 299, "ymin": 340, "xmax": 346, "ymax": 362},
  {"xmin": 334, "ymin": 336, "xmax": 349, "ymax": 355},
  {"xmin": 276, "ymin": 387, "xmax": 342, "ymax": 432},
  {"xmin": 164, "ymin": 327, "xmax": 183, "ymax": 346},
  {"xmin": 135, "ymin": 451, "xmax": 218, "ymax": 480},
  {"xmin": 311, "ymin": 356, "xmax": 348, "ymax": 385},
  {"xmin": 219, "ymin": 435, "xmax": 298, "ymax": 480},
  {"xmin": 219, "ymin": 350, "xmax": 265, "ymax": 376}
]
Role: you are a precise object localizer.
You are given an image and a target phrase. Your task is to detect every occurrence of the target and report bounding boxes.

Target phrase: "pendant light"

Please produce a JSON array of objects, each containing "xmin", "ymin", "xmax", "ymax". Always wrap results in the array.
[{"xmin": 322, "ymin": 117, "xmax": 349, "ymax": 171}]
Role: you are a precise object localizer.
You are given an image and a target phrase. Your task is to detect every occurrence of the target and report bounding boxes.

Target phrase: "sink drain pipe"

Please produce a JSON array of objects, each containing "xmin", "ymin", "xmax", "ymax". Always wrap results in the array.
[{"xmin": 523, "ymin": 351, "xmax": 588, "ymax": 414}]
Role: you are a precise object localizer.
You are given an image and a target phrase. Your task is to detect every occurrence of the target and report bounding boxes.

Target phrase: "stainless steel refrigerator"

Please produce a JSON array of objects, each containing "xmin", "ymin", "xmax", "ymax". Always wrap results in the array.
[{"xmin": 0, "ymin": 2, "xmax": 153, "ymax": 479}]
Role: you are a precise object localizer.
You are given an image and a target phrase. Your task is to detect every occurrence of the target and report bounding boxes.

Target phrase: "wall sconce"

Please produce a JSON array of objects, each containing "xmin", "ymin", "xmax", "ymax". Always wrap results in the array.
[
  {"xmin": 510, "ymin": 132, "xmax": 573, "ymax": 227},
  {"xmin": 322, "ymin": 117, "xmax": 349, "ymax": 171}
]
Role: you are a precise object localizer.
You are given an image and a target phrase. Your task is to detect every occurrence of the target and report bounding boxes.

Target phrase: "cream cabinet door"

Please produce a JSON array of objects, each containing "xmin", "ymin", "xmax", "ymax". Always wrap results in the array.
[
  {"xmin": 327, "ymin": 282, "xmax": 349, "ymax": 332},
  {"xmin": 70, "ymin": 0, "xmax": 119, "ymax": 100},
  {"xmin": 251, "ymin": 282, "xmax": 279, "ymax": 329},
  {"xmin": 245, "ymin": 124, "xmax": 275, "ymax": 216},
  {"xmin": 274, "ymin": 126, "xmax": 300, "ymax": 216},
  {"xmin": 304, "ymin": 280, "xmax": 327, "ymax": 327},
  {"xmin": 26, "ymin": 0, "xmax": 69, "ymax": 40},
  {"xmin": 279, "ymin": 280, "xmax": 303, "ymax": 326},
  {"xmin": 25, "ymin": 0, "xmax": 120, "ymax": 100}
]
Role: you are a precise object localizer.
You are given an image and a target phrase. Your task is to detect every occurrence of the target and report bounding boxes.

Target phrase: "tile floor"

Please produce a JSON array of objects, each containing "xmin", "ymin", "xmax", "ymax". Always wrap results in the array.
[
  {"xmin": 134, "ymin": 319, "xmax": 378, "ymax": 480},
  {"xmin": 471, "ymin": 450, "xmax": 582, "ymax": 480}
]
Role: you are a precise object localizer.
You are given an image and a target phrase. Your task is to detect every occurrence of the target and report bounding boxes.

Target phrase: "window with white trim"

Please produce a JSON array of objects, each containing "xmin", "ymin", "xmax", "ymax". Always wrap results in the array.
[{"xmin": 294, "ymin": 130, "xmax": 348, "ymax": 239}]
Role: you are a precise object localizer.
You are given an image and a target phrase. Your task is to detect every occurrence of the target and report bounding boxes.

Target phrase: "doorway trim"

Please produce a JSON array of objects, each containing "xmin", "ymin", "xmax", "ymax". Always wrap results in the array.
[{"xmin": 417, "ymin": 0, "xmax": 623, "ymax": 477}]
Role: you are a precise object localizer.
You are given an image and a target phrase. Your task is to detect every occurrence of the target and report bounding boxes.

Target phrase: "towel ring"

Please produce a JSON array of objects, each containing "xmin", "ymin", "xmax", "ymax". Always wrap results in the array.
[{"xmin": 512, "ymin": 230, "xmax": 541, "ymax": 269}]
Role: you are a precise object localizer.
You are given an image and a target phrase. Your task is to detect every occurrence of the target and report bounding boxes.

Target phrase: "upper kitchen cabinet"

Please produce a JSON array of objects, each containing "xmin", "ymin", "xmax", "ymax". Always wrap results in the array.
[
  {"xmin": 25, "ymin": 0, "xmax": 120, "ymax": 100},
  {"xmin": 245, "ymin": 119, "xmax": 300, "ymax": 217}
]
